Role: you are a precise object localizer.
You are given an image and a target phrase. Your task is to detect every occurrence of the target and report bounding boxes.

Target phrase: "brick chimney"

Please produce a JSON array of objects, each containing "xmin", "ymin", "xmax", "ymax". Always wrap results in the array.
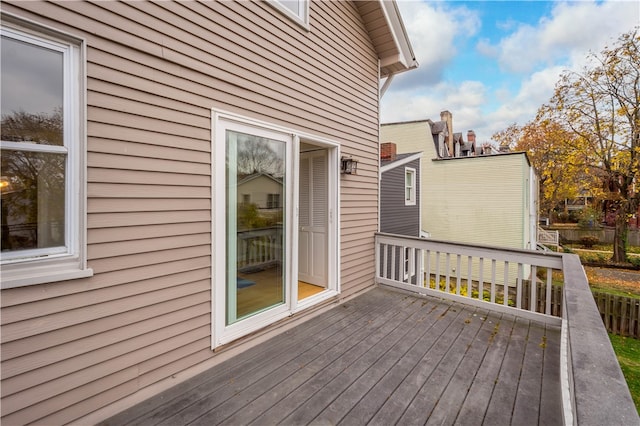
[
  {"xmin": 381, "ymin": 142, "xmax": 397, "ymax": 161},
  {"xmin": 440, "ymin": 110, "xmax": 453, "ymax": 156},
  {"xmin": 467, "ymin": 130, "xmax": 476, "ymax": 143}
]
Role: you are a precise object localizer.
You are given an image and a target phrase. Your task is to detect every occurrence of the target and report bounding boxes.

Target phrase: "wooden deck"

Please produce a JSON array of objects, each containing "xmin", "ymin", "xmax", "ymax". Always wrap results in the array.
[{"xmin": 102, "ymin": 286, "xmax": 562, "ymax": 426}]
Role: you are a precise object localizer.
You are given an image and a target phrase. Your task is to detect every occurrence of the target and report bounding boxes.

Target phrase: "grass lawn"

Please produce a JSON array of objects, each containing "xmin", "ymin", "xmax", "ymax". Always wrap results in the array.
[{"xmin": 609, "ymin": 334, "xmax": 640, "ymax": 413}]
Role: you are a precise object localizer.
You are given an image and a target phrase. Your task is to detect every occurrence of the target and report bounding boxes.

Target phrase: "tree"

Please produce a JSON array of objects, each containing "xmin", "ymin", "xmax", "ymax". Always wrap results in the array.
[
  {"xmin": 546, "ymin": 28, "xmax": 640, "ymax": 262},
  {"xmin": 236, "ymin": 136, "xmax": 284, "ymax": 177},
  {"xmin": 491, "ymin": 122, "xmax": 522, "ymax": 151},
  {"xmin": 515, "ymin": 116, "xmax": 599, "ymax": 221},
  {"xmin": 1, "ymin": 109, "xmax": 65, "ymax": 250}
]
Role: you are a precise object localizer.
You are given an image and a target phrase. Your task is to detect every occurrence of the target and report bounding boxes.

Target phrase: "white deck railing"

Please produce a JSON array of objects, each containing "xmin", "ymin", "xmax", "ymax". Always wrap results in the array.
[
  {"xmin": 375, "ymin": 233, "xmax": 564, "ymax": 324},
  {"xmin": 374, "ymin": 232, "xmax": 638, "ymax": 426},
  {"xmin": 237, "ymin": 226, "xmax": 282, "ymax": 272}
]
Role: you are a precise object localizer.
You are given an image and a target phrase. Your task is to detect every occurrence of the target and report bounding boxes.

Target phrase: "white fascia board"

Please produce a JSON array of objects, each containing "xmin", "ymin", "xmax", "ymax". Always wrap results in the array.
[
  {"xmin": 379, "ymin": 0, "xmax": 418, "ymax": 72},
  {"xmin": 380, "ymin": 152, "xmax": 423, "ymax": 173}
]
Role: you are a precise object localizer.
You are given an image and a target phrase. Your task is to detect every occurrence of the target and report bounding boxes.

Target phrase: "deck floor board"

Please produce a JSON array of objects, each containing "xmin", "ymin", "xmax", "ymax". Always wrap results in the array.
[{"xmin": 102, "ymin": 287, "xmax": 563, "ymax": 426}]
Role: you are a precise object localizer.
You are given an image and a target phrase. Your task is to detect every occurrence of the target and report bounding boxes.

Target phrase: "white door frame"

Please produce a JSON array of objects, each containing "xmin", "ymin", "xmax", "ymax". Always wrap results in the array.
[{"xmin": 211, "ymin": 110, "xmax": 340, "ymax": 348}]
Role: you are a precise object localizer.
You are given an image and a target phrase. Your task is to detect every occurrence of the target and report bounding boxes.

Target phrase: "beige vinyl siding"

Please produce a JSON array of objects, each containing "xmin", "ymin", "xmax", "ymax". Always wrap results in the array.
[
  {"xmin": 382, "ymin": 121, "xmax": 531, "ymax": 250},
  {"xmin": 427, "ymin": 155, "xmax": 527, "ymax": 249},
  {"xmin": 0, "ymin": 0, "xmax": 380, "ymax": 424}
]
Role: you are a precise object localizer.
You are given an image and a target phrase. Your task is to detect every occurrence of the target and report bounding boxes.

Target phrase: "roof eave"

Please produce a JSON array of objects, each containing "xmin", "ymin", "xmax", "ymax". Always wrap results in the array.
[{"xmin": 378, "ymin": 0, "xmax": 418, "ymax": 78}]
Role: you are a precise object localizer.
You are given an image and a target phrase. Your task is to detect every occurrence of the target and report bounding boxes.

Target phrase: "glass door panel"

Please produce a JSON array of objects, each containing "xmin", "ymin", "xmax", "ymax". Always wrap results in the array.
[{"xmin": 226, "ymin": 130, "xmax": 286, "ymax": 325}]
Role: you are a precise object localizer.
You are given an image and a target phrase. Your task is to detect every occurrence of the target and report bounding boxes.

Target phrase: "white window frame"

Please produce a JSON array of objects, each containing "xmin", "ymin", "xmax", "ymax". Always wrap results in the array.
[
  {"xmin": 268, "ymin": 0, "xmax": 309, "ymax": 30},
  {"xmin": 0, "ymin": 16, "xmax": 92, "ymax": 288},
  {"xmin": 405, "ymin": 167, "xmax": 416, "ymax": 206}
]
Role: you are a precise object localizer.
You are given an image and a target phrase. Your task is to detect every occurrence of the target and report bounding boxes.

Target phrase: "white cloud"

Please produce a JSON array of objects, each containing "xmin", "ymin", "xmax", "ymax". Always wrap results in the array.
[
  {"xmin": 382, "ymin": 0, "xmax": 640, "ymax": 142},
  {"xmin": 485, "ymin": 66, "xmax": 566, "ymax": 137},
  {"xmin": 381, "ymin": 80, "xmax": 487, "ymax": 133},
  {"xmin": 492, "ymin": 1, "xmax": 640, "ymax": 73},
  {"xmin": 392, "ymin": 1, "xmax": 481, "ymax": 89}
]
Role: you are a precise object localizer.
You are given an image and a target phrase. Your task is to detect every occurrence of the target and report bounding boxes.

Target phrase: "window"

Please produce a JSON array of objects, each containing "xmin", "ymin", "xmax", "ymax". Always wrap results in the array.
[
  {"xmin": 267, "ymin": 193, "xmax": 281, "ymax": 209},
  {"xmin": 405, "ymin": 167, "xmax": 416, "ymax": 206},
  {"xmin": 269, "ymin": 0, "xmax": 309, "ymax": 28},
  {"xmin": 1, "ymin": 20, "xmax": 91, "ymax": 288}
]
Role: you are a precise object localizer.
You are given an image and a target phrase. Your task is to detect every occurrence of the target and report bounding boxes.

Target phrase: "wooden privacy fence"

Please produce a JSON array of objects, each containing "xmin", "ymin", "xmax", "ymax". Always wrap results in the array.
[
  {"xmin": 522, "ymin": 281, "xmax": 563, "ymax": 317},
  {"xmin": 593, "ymin": 291, "xmax": 640, "ymax": 339}
]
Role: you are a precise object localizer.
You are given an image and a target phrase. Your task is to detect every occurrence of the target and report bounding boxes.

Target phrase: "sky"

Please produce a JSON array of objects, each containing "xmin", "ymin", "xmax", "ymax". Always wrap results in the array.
[{"xmin": 381, "ymin": 0, "xmax": 640, "ymax": 144}]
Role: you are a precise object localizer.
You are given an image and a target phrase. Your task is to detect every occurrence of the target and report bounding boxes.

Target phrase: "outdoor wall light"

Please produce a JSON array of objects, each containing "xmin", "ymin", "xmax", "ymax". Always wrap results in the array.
[{"xmin": 341, "ymin": 156, "xmax": 358, "ymax": 175}]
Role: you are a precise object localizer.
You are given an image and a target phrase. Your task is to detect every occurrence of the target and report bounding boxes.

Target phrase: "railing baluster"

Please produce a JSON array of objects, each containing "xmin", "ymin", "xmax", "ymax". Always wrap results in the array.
[
  {"xmin": 445, "ymin": 253, "xmax": 451, "ymax": 293},
  {"xmin": 435, "ymin": 252, "xmax": 441, "ymax": 290},
  {"xmin": 425, "ymin": 250, "xmax": 431, "ymax": 287},
  {"xmin": 478, "ymin": 257, "xmax": 484, "ymax": 301},
  {"xmin": 391, "ymin": 245, "xmax": 397, "ymax": 281},
  {"xmin": 382, "ymin": 244, "xmax": 388, "ymax": 279},
  {"xmin": 546, "ymin": 267, "xmax": 553, "ymax": 315},
  {"xmin": 417, "ymin": 248, "xmax": 423, "ymax": 287},
  {"xmin": 467, "ymin": 255, "xmax": 472, "ymax": 297},
  {"xmin": 530, "ymin": 265, "xmax": 538, "ymax": 312},
  {"xmin": 504, "ymin": 261, "xmax": 509, "ymax": 306},
  {"xmin": 491, "ymin": 259, "xmax": 496, "ymax": 304},
  {"xmin": 517, "ymin": 263, "xmax": 523, "ymax": 309},
  {"xmin": 456, "ymin": 254, "xmax": 462, "ymax": 296}
]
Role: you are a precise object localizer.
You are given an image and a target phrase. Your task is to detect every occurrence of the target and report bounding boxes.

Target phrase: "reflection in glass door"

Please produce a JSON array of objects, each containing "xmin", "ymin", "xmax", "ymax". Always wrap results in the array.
[{"xmin": 226, "ymin": 130, "xmax": 286, "ymax": 325}]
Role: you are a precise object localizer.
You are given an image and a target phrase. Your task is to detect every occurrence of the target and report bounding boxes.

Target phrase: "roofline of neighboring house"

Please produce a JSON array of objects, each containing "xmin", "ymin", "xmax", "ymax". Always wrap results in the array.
[
  {"xmin": 433, "ymin": 150, "xmax": 533, "ymax": 167},
  {"xmin": 380, "ymin": 151, "xmax": 423, "ymax": 173},
  {"xmin": 237, "ymin": 172, "xmax": 283, "ymax": 186},
  {"xmin": 381, "ymin": 119, "xmax": 432, "ymax": 127}
]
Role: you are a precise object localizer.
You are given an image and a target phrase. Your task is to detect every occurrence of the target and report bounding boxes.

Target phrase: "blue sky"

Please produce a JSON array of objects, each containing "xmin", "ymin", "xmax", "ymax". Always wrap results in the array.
[{"xmin": 382, "ymin": 0, "xmax": 640, "ymax": 144}]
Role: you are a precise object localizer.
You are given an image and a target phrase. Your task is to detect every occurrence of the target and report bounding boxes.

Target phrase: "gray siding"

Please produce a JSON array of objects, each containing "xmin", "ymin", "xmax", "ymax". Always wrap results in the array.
[
  {"xmin": 0, "ymin": 1, "xmax": 382, "ymax": 424},
  {"xmin": 380, "ymin": 158, "xmax": 420, "ymax": 237}
]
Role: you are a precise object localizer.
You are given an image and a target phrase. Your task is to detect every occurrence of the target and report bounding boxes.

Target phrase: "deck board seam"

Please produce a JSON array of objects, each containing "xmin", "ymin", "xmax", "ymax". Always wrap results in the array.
[{"xmin": 184, "ymin": 291, "xmax": 430, "ymax": 425}]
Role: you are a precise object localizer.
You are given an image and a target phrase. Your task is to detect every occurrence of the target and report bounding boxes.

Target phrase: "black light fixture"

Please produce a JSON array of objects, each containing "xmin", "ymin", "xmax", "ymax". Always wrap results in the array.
[{"xmin": 341, "ymin": 156, "xmax": 358, "ymax": 175}]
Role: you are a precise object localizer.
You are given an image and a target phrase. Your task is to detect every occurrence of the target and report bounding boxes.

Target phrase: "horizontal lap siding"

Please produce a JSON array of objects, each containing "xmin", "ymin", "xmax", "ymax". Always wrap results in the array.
[
  {"xmin": 0, "ymin": 0, "xmax": 379, "ymax": 424},
  {"xmin": 428, "ymin": 155, "xmax": 526, "ymax": 248},
  {"xmin": 380, "ymin": 159, "xmax": 421, "ymax": 237}
]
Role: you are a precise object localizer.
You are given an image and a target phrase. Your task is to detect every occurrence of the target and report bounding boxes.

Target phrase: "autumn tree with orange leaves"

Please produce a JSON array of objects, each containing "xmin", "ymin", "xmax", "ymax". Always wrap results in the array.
[
  {"xmin": 498, "ymin": 28, "xmax": 639, "ymax": 262},
  {"xmin": 546, "ymin": 28, "xmax": 640, "ymax": 262}
]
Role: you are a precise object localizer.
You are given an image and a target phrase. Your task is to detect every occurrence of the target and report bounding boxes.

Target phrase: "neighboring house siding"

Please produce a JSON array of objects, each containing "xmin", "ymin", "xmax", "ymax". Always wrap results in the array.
[
  {"xmin": 380, "ymin": 121, "xmax": 431, "ymax": 233},
  {"xmin": 0, "ymin": 1, "xmax": 380, "ymax": 424},
  {"xmin": 428, "ymin": 154, "xmax": 529, "ymax": 249},
  {"xmin": 380, "ymin": 159, "xmax": 420, "ymax": 237},
  {"xmin": 382, "ymin": 122, "xmax": 534, "ymax": 250},
  {"xmin": 238, "ymin": 175, "xmax": 283, "ymax": 209}
]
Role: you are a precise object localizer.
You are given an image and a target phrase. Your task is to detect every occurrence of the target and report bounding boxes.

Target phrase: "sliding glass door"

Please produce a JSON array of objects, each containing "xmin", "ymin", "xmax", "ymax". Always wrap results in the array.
[
  {"xmin": 225, "ymin": 130, "xmax": 286, "ymax": 324},
  {"xmin": 213, "ymin": 111, "xmax": 339, "ymax": 348}
]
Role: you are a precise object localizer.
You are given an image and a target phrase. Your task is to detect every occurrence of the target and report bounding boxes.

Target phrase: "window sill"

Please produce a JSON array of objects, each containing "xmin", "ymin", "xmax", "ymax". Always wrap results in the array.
[{"xmin": 1, "ymin": 258, "xmax": 93, "ymax": 289}]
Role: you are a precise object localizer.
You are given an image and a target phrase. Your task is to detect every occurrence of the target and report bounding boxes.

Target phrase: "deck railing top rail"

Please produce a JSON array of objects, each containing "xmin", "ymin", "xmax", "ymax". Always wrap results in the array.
[{"xmin": 561, "ymin": 254, "xmax": 638, "ymax": 425}]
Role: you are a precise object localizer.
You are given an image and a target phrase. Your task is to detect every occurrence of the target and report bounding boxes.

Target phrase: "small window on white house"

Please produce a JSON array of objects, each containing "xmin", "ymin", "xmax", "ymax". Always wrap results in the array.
[
  {"xmin": 267, "ymin": 193, "xmax": 281, "ymax": 209},
  {"xmin": 269, "ymin": 0, "xmax": 309, "ymax": 28},
  {"xmin": 405, "ymin": 167, "xmax": 416, "ymax": 206},
  {"xmin": 0, "ymin": 21, "xmax": 91, "ymax": 288}
]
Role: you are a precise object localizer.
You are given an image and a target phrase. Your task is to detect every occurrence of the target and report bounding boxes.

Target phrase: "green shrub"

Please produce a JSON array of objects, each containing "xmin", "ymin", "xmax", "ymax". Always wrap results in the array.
[
  {"xmin": 580, "ymin": 236, "xmax": 600, "ymax": 249},
  {"xmin": 578, "ymin": 207, "xmax": 603, "ymax": 229}
]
